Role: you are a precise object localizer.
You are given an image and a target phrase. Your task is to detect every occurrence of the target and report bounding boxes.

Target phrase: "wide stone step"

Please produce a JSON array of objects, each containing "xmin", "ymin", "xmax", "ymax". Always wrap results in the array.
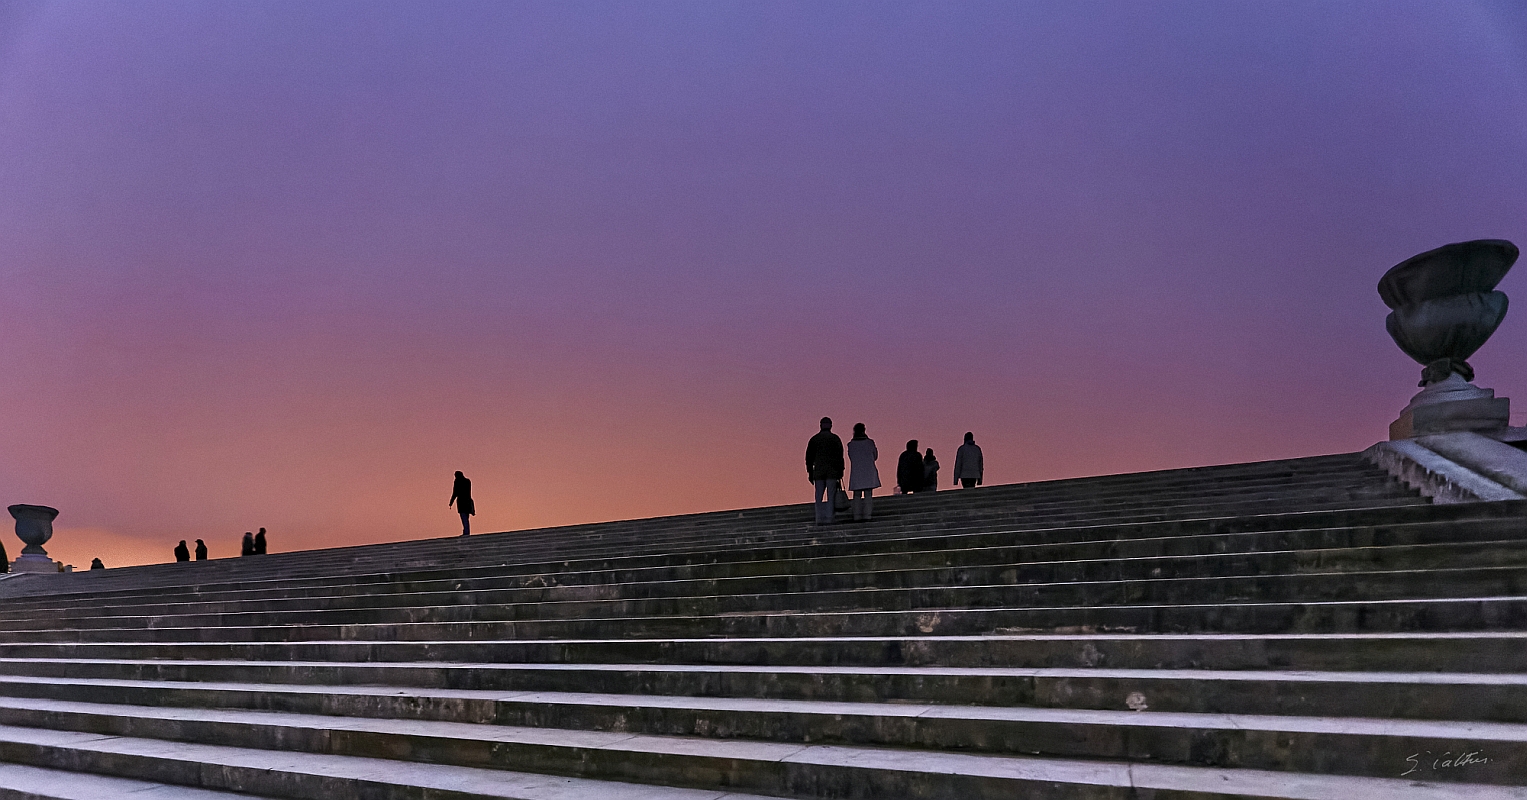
[
  {"xmin": 0, "ymin": 724, "xmax": 777, "ymax": 799},
  {"xmin": 0, "ymin": 762, "xmax": 265, "ymax": 799},
  {"xmin": 0, "ymin": 697, "xmax": 1519, "ymax": 795},
  {"xmin": 1, "ymin": 662, "xmax": 1524, "ymax": 722},
  {"xmin": 6, "ymin": 632, "xmax": 1519, "ymax": 672}
]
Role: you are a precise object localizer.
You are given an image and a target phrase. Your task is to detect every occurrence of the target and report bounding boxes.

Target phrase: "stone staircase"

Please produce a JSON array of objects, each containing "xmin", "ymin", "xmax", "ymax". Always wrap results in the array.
[{"xmin": 0, "ymin": 453, "xmax": 1522, "ymax": 798}]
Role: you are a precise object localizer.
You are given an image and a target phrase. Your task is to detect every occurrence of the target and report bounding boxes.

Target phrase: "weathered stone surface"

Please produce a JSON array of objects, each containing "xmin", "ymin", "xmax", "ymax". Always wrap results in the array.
[{"xmin": 0, "ymin": 455, "xmax": 1523, "ymax": 796}]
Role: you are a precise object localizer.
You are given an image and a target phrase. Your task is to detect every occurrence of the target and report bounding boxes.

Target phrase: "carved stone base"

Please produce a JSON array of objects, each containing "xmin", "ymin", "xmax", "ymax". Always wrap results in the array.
[
  {"xmin": 1389, "ymin": 374, "xmax": 1510, "ymax": 440},
  {"xmin": 10, "ymin": 554, "xmax": 58, "ymax": 574}
]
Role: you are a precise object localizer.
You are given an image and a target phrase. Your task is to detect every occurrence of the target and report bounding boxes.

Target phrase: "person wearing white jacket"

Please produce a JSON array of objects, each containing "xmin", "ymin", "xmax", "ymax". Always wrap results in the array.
[
  {"xmin": 953, "ymin": 432, "xmax": 984, "ymax": 488},
  {"xmin": 846, "ymin": 422, "xmax": 881, "ymax": 521}
]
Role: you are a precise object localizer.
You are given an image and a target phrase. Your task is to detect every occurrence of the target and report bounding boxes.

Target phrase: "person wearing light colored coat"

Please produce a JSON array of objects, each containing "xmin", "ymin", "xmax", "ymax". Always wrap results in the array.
[
  {"xmin": 846, "ymin": 422, "xmax": 880, "ymax": 521},
  {"xmin": 953, "ymin": 431, "xmax": 984, "ymax": 488}
]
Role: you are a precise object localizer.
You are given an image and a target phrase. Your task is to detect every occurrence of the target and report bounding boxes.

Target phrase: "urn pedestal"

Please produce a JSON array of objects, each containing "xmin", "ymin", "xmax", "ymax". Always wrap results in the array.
[
  {"xmin": 1389, "ymin": 374, "xmax": 1511, "ymax": 440},
  {"xmin": 8, "ymin": 504, "xmax": 59, "ymax": 574}
]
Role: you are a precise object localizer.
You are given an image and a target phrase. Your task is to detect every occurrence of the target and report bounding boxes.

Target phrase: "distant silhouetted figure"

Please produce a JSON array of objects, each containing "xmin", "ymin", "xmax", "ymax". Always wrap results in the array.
[
  {"xmin": 90, "ymin": 558, "xmax": 104, "ymax": 570},
  {"xmin": 954, "ymin": 432, "xmax": 984, "ymax": 488},
  {"xmin": 923, "ymin": 448, "xmax": 940, "ymax": 493},
  {"xmin": 897, "ymin": 440, "xmax": 925, "ymax": 494},
  {"xmin": 846, "ymin": 423, "xmax": 880, "ymax": 521},
  {"xmin": 195, "ymin": 539, "xmax": 208, "ymax": 560},
  {"xmin": 0, "ymin": 539, "xmax": 7, "ymax": 573},
  {"xmin": 450, "ymin": 471, "xmax": 475, "ymax": 536},
  {"xmin": 173, "ymin": 540, "xmax": 190, "ymax": 562},
  {"xmin": 254, "ymin": 528, "xmax": 267, "ymax": 555},
  {"xmin": 805, "ymin": 417, "xmax": 845, "ymax": 525},
  {"xmin": 241, "ymin": 531, "xmax": 255, "ymax": 557}
]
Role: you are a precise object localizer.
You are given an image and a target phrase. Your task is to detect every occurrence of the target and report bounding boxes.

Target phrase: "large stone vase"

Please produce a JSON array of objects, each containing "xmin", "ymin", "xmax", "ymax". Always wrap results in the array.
[
  {"xmin": 8, "ymin": 504, "xmax": 59, "ymax": 573},
  {"xmin": 1381, "ymin": 240, "xmax": 1518, "ymax": 439}
]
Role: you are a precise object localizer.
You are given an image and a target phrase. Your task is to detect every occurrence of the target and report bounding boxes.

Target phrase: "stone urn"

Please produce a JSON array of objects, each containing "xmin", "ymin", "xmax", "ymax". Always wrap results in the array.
[
  {"xmin": 8, "ymin": 504, "xmax": 59, "ymax": 573},
  {"xmin": 1381, "ymin": 239, "xmax": 1518, "ymax": 439}
]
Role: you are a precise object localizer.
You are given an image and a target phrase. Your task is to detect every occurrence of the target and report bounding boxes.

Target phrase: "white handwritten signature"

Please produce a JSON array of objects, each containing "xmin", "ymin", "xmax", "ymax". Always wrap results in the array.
[{"xmin": 1402, "ymin": 750, "xmax": 1490, "ymax": 777}]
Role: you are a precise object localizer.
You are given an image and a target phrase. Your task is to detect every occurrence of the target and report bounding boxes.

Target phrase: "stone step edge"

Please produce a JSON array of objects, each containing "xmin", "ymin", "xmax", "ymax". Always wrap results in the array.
[
  {"xmin": 0, "ymin": 725, "xmax": 775, "ymax": 800},
  {"xmin": 0, "ymin": 702, "xmax": 1518, "ymax": 798},
  {"xmin": 6, "ymin": 679, "xmax": 1527, "ymax": 741},
  {"xmin": 0, "ymin": 762, "xmax": 266, "ymax": 800},
  {"xmin": 6, "ymin": 659, "xmax": 1526, "ymax": 685},
  {"xmin": 6, "ymin": 631, "xmax": 1524, "ymax": 672}
]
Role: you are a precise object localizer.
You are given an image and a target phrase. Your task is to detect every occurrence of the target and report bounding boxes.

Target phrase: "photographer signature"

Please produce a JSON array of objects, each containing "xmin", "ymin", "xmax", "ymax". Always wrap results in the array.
[{"xmin": 1402, "ymin": 750, "xmax": 1490, "ymax": 777}]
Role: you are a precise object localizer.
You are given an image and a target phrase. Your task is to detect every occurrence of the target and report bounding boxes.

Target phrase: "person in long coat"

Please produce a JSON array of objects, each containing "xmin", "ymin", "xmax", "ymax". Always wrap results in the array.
[
  {"xmin": 953, "ymin": 431, "xmax": 984, "ymax": 488},
  {"xmin": 194, "ymin": 539, "xmax": 208, "ymax": 560},
  {"xmin": 254, "ymin": 528, "xmax": 267, "ymax": 555},
  {"xmin": 897, "ymin": 439, "xmax": 925, "ymax": 494},
  {"xmin": 173, "ymin": 540, "xmax": 190, "ymax": 562},
  {"xmin": 450, "ymin": 471, "xmax": 475, "ymax": 536},
  {"xmin": 804, "ymin": 417, "xmax": 845, "ymax": 525},
  {"xmin": 846, "ymin": 423, "xmax": 880, "ymax": 521}
]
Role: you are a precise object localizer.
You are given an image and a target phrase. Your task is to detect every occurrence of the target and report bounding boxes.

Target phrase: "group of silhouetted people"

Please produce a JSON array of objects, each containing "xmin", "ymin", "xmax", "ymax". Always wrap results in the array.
[
  {"xmin": 241, "ymin": 528, "xmax": 268, "ymax": 556},
  {"xmin": 172, "ymin": 528, "xmax": 265, "ymax": 563},
  {"xmin": 806, "ymin": 418, "xmax": 984, "ymax": 524}
]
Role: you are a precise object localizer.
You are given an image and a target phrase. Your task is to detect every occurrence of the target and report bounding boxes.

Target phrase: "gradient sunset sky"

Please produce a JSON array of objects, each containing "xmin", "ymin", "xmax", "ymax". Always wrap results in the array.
[{"xmin": 1, "ymin": 1, "xmax": 1525, "ymax": 568}]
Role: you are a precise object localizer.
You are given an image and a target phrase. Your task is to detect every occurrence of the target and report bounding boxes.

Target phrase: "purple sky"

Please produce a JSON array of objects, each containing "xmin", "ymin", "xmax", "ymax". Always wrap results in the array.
[{"xmin": 1, "ymin": 1, "xmax": 1525, "ymax": 566}]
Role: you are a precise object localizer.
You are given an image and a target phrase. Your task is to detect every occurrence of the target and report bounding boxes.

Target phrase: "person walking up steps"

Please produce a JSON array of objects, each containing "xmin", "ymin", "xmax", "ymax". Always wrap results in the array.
[
  {"xmin": 805, "ymin": 417, "xmax": 845, "ymax": 525},
  {"xmin": 846, "ymin": 423, "xmax": 880, "ymax": 521},
  {"xmin": 254, "ymin": 527, "xmax": 267, "ymax": 555},
  {"xmin": 241, "ymin": 531, "xmax": 255, "ymax": 556},
  {"xmin": 953, "ymin": 431, "xmax": 984, "ymax": 488},
  {"xmin": 194, "ymin": 539, "xmax": 207, "ymax": 560},
  {"xmin": 450, "ymin": 471, "xmax": 475, "ymax": 536},
  {"xmin": 173, "ymin": 540, "xmax": 190, "ymax": 562},
  {"xmin": 923, "ymin": 447, "xmax": 940, "ymax": 492}
]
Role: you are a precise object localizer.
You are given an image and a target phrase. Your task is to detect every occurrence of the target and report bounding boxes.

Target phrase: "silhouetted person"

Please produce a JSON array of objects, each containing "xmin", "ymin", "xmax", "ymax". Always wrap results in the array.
[
  {"xmin": 90, "ymin": 558, "xmax": 104, "ymax": 570},
  {"xmin": 954, "ymin": 431, "xmax": 984, "ymax": 488},
  {"xmin": 846, "ymin": 423, "xmax": 880, "ymax": 521},
  {"xmin": 450, "ymin": 471, "xmax": 475, "ymax": 536},
  {"xmin": 897, "ymin": 439, "xmax": 925, "ymax": 494},
  {"xmin": 241, "ymin": 531, "xmax": 255, "ymax": 557},
  {"xmin": 0, "ymin": 539, "xmax": 8, "ymax": 573},
  {"xmin": 254, "ymin": 527, "xmax": 267, "ymax": 555},
  {"xmin": 173, "ymin": 540, "xmax": 190, "ymax": 562},
  {"xmin": 923, "ymin": 448, "xmax": 940, "ymax": 493},
  {"xmin": 805, "ymin": 417, "xmax": 845, "ymax": 525},
  {"xmin": 195, "ymin": 539, "xmax": 208, "ymax": 560}
]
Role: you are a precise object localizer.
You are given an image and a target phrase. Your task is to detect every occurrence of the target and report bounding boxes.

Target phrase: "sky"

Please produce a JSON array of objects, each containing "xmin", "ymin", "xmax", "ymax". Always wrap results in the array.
[{"xmin": 1, "ymin": 0, "xmax": 1525, "ymax": 568}]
